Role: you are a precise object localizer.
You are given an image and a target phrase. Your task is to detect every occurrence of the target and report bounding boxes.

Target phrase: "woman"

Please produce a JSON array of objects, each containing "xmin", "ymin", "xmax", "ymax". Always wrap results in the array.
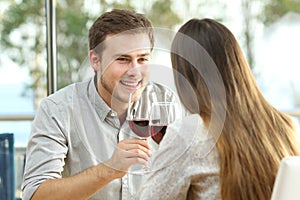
[{"xmin": 138, "ymin": 18, "xmax": 300, "ymax": 200}]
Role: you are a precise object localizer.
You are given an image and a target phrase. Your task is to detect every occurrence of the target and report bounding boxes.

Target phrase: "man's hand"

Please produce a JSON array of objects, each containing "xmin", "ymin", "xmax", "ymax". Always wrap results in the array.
[{"xmin": 105, "ymin": 138, "xmax": 152, "ymax": 177}]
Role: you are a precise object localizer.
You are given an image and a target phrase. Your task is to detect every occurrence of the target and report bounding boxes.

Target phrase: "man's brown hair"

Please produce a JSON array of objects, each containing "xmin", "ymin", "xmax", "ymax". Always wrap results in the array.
[{"xmin": 88, "ymin": 9, "xmax": 154, "ymax": 54}]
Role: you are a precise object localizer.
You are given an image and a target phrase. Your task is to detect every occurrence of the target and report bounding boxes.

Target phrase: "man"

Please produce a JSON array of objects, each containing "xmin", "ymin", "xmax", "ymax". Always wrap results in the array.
[{"xmin": 22, "ymin": 9, "xmax": 176, "ymax": 200}]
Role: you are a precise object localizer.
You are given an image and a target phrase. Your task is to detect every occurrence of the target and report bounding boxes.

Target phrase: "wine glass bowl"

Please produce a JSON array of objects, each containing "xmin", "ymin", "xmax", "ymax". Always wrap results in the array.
[
  {"xmin": 149, "ymin": 102, "xmax": 179, "ymax": 144},
  {"xmin": 128, "ymin": 118, "xmax": 150, "ymax": 138},
  {"xmin": 127, "ymin": 92, "xmax": 150, "ymax": 139}
]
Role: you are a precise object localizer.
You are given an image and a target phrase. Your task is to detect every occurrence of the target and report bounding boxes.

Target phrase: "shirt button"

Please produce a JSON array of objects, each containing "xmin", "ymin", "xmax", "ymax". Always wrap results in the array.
[{"xmin": 110, "ymin": 111, "xmax": 116, "ymax": 117}]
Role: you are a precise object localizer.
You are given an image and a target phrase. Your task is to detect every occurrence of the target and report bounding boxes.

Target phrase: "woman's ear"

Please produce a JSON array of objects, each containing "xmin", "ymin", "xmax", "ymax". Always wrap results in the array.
[{"xmin": 89, "ymin": 50, "xmax": 101, "ymax": 72}]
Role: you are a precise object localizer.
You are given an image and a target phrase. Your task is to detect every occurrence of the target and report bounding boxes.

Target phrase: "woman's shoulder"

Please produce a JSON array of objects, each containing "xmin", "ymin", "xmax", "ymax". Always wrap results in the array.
[
  {"xmin": 168, "ymin": 114, "xmax": 208, "ymax": 140},
  {"xmin": 149, "ymin": 114, "xmax": 211, "ymax": 169}
]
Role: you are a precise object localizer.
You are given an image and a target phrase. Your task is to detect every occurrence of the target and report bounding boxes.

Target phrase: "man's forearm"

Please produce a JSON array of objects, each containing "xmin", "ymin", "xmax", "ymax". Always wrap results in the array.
[{"xmin": 30, "ymin": 162, "xmax": 125, "ymax": 200}]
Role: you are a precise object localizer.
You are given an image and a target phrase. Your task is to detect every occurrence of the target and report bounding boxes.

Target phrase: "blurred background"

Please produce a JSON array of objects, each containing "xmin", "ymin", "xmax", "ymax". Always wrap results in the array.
[{"xmin": 1, "ymin": 0, "xmax": 300, "ymax": 199}]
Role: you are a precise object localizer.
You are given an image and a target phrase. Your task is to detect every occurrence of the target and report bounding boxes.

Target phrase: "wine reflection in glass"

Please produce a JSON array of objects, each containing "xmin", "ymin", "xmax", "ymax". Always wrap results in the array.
[{"xmin": 149, "ymin": 102, "xmax": 179, "ymax": 144}]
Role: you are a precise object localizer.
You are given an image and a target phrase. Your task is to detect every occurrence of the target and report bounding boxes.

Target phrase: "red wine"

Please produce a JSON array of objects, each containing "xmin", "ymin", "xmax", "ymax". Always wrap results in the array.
[
  {"xmin": 129, "ymin": 119, "xmax": 150, "ymax": 138},
  {"xmin": 150, "ymin": 124, "xmax": 168, "ymax": 144}
]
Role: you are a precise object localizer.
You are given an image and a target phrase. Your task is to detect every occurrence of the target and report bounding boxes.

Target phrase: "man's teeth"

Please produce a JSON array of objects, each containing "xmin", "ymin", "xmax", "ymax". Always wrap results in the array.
[{"xmin": 121, "ymin": 80, "xmax": 139, "ymax": 87}]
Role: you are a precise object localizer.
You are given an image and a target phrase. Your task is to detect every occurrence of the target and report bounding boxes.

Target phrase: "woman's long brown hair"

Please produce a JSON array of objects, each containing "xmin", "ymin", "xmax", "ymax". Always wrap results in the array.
[{"xmin": 171, "ymin": 18, "xmax": 300, "ymax": 200}]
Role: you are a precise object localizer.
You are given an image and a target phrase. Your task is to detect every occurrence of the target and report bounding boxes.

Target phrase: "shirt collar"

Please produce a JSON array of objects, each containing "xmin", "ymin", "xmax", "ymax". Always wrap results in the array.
[{"xmin": 88, "ymin": 75, "xmax": 111, "ymax": 122}]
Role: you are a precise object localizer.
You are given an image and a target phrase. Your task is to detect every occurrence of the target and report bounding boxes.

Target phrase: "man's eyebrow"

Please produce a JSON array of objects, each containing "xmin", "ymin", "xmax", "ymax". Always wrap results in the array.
[
  {"xmin": 114, "ymin": 53, "xmax": 150, "ymax": 57},
  {"xmin": 114, "ymin": 54, "xmax": 130, "ymax": 58},
  {"xmin": 138, "ymin": 53, "xmax": 150, "ymax": 57}
]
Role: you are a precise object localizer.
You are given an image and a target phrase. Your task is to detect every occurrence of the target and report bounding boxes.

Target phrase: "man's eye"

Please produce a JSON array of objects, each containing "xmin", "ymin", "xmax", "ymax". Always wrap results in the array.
[
  {"xmin": 117, "ymin": 58, "xmax": 126, "ymax": 61},
  {"xmin": 138, "ymin": 57, "xmax": 149, "ymax": 63},
  {"xmin": 116, "ymin": 57, "xmax": 130, "ymax": 62}
]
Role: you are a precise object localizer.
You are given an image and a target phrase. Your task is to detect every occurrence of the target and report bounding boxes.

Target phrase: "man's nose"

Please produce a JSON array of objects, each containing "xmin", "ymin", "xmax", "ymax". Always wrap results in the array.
[
  {"xmin": 127, "ymin": 67, "xmax": 140, "ymax": 76},
  {"xmin": 127, "ymin": 60, "xmax": 143, "ymax": 76},
  {"xmin": 129, "ymin": 59, "xmax": 139, "ymax": 69}
]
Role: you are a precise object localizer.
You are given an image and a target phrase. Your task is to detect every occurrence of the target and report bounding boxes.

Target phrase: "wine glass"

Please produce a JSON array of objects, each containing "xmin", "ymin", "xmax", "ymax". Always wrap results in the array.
[
  {"xmin": 149, "ymin": 102, "xmax": 179, "ymax": 144},
  {"xmin": 126, "ymin": 92, "xmax": 150, "ymax": 139},
  {"xmin": 126, "ymin": 92, "xmax": 151, "ymax": 173}
]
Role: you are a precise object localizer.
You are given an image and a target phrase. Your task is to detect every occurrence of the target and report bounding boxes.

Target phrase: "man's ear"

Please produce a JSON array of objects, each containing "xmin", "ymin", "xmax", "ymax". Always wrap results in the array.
[{"xmin": 89, "ymin": 50, "xmax": 101, "ymax": 72}]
